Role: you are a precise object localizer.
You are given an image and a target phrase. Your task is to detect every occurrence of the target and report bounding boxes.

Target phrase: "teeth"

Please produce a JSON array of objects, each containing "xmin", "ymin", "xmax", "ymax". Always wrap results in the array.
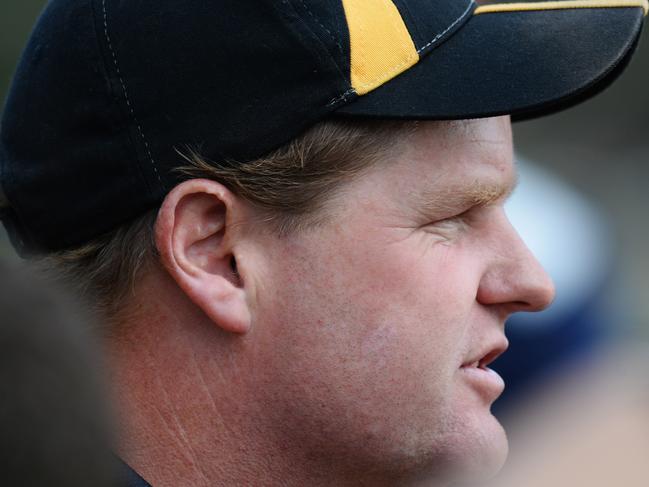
[{"xmin": 462, "ymin": 360, "xmax": 483, "ymax": 369}]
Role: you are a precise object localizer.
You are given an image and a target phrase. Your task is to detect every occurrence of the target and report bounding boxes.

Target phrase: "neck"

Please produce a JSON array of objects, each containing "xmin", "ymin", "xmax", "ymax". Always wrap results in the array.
[{"xmin": 105, "ymin": 271, "xmax": 318, "ymax": 486}]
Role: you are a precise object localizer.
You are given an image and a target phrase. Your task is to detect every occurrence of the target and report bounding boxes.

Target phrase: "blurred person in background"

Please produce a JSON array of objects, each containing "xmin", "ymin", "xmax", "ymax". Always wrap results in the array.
[
  {"xmin": 0, "ymin": 260, "xmax": 116, "ymax": 487},
  {"xmin": 1, "ymin": 0, "xmax": 647, "ymax": 486}
]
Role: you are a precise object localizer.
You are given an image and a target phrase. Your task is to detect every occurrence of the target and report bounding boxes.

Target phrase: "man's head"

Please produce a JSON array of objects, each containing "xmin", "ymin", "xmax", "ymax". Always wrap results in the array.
[
  {"xmin": 1, "ymin": 0, "xmax": 645, "ymax": 485},
  {"xmin": 149, "ymin": 116, "xmax": 552, "ymax": 482}
]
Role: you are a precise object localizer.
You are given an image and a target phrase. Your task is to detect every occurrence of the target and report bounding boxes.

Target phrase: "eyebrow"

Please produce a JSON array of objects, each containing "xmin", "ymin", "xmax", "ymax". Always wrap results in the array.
[{"xmin": 416, "ymin": 173, "xmax": 519, "ymax": 216}]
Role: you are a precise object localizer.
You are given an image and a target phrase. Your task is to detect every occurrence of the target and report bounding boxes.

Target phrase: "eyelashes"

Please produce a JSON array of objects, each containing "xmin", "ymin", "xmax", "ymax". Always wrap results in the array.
[
  {"xmin": 434, "ymin": 216, "xmax": 470, "ymax": 235},
  {"xmin": 420, "ymin": 213, "xmax": 470, "ymax": 243},
  {"xmin": 420, "ymin": 205, "xmax": 485, "ymax": 241},
  {"xmin": 435, "ymin": 207, "xmax": 474, "ymax": 228}
]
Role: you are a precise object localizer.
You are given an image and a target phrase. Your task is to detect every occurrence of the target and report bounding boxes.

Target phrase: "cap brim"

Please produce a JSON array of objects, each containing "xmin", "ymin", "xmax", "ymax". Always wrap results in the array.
[{"xmin": 335, "ymin": 3, "xmax": 646, "ymax": 121}]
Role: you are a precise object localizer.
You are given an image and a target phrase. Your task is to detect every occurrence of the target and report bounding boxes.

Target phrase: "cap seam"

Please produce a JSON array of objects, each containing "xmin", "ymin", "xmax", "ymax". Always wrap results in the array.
[
  {"xmin": 100, "ymin": 0, "xmax": 162, "ymax": 189},
  {"xmin": 350, "ymin": 0, "xmax": 474, "ymax": 93},
  {"xmin": 281, "ymin": 0, "xmax": 353, "ymax": 107},
  {"xmin": 392, "ymin": 0, "xmax": 427, "ymax": 48},
  {"xmin": 283, "ymin": 0, "xmax": 351, "ymax": 87},
  {"xmin": 327, "ymin": 88, "xmax": 357, "ymax": 107},
  {"xmin": 298, "ymin": 0, "xmax": 345, "ymax": 60},
  {"xmin": 417, "ymin": 0, "xmax": 475, "ymax": 54},
  {"xmin": 90, "ymin": 0, "xmax": 154, "ymax": 201}
]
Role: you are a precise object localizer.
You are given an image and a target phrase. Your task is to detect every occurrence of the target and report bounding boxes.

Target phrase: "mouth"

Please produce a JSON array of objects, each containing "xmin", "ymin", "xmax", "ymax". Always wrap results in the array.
[
  {"xmin": 462, "ymin": 345, "xmax": 507, "ymax": 371},
  {"xmin": 460, "ymin": 338, "xmax": 509, "ymax": 402}
]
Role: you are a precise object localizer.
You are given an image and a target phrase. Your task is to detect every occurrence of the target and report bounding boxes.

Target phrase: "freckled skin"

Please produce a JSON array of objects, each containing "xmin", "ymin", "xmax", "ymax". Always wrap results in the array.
[{"xmin": 243, "ymin": 116, "xmax": 555, "ymax": 484}]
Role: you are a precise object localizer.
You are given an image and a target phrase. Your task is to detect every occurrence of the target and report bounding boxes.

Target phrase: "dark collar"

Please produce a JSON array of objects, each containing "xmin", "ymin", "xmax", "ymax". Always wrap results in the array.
[{"xmin": 120, "ymin": 460, "xmax": 152, "ymax": 487}]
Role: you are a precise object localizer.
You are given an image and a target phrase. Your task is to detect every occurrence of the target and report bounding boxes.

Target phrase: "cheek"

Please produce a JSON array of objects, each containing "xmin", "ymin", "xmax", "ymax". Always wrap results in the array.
[
  {"xmin": 253, "ymin": 235, "xmax": 483, "ymax": 443},
  {"xmin": 360, "ymin": 240, "xmax": 481, "ymax": 363},
  {"xmin": 267, "ymin": 234, "xmax": 482, "ymax": 373}
]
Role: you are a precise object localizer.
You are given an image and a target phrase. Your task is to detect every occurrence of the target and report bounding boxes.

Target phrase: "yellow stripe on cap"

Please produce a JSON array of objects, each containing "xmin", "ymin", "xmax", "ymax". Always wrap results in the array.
[
  {"xmin": 341, "ymin": 0, "xmax": 418, "ymax": 95},
  {"xmin": 475, "ymin": 0, "xmax": 648, "ymax": 16}
]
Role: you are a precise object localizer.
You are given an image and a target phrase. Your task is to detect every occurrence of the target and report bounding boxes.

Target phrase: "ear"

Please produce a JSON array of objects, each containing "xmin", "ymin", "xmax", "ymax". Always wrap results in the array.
[{"xmin": 155, "ymin": 179, "xmax": 251, "ymax": 334}]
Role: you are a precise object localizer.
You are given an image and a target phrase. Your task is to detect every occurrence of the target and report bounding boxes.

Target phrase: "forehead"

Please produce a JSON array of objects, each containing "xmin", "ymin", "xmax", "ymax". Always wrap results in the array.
[
  {"xmin": 382, "ymin": 117, "xmax": 515, "ymax": 201},
  {"xmin": 408, "ymin": 117, "xmax": 513, "ymax": 174}
]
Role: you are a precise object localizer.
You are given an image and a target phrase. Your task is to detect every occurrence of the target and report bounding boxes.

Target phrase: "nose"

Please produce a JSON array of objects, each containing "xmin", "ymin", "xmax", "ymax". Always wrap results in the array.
[{"xmin": 477, "ymin": 218, "xmax": 555, "ymax": 315}]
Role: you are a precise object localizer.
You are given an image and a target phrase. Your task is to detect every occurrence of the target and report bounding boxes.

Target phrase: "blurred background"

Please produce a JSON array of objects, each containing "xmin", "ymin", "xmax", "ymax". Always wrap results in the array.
[{"xmin": 1, "ymin": 1, "xmax": 648, "ymax": 485}]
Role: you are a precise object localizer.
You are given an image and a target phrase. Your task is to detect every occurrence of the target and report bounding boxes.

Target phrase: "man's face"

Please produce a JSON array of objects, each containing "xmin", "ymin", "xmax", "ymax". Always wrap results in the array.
[{"xmin": 248, "ymin": 117, "xmax": 554, "ymax": 482}]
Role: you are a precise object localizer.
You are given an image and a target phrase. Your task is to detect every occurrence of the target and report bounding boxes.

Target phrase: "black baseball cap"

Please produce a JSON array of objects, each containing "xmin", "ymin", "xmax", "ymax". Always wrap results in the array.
[{"xmin": 0, "ymin": 0, "xmax": 646, "ymax": 255}]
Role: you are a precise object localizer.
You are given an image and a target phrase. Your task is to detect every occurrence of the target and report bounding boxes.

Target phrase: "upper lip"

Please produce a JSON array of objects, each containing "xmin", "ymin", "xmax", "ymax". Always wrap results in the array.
[{"xmin": 461, "ymin": 337, "xmax": 509, "ymax": 369}]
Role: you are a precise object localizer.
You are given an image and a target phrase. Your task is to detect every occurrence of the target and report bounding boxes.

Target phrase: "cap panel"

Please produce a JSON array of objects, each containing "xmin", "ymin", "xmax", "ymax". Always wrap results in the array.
[
  {"xmin": 341, "ymin": 0, "xmax": 418, "ymax": 95},
  {"xmin": 0, "ymin": 0, "xmax": 146, "ymax": 253}
]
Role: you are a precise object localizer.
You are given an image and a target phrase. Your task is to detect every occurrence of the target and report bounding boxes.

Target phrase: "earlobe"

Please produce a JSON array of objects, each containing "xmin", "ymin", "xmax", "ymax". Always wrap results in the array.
[{"xmin": 155, "ymin": 179, "xmax": 252, "ymax": 334}]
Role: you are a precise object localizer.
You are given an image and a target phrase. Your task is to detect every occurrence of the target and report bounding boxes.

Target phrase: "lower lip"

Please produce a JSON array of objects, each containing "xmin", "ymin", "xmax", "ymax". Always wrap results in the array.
[{"xmin": 460, "ymin": 366, "xmax": 505, "ymax": 402}]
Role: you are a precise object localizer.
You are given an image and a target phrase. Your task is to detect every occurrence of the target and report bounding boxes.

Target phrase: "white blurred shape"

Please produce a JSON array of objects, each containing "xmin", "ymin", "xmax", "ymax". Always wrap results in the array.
[{"xmin": 506, "ymin": 158, "xmax": 613, "ymax": 325}]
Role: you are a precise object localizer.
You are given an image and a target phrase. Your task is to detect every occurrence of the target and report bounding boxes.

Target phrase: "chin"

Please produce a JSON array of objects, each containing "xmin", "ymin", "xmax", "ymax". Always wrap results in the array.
[
  {"xmin": 433, "ymin": 409, "xmax": 509, "ymax": 485},
  {"xmin": 478, "ymin": 413, "xmax": 509, "ymax": 476}
]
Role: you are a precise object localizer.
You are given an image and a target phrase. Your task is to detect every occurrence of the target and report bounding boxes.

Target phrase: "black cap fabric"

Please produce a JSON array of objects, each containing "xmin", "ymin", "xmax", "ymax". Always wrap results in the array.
[{"xmin": 0, "ymin": 0, "xmax": 646, "ymax": 255}]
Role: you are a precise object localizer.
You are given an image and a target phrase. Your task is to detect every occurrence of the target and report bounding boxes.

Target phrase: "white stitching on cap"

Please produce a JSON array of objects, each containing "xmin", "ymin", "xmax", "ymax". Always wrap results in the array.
[
  {"xmin": 296, "ymin": 0, "xmax": 354, "ymax": 107},
  {"xmin": 101, "ymin": 0, "xmax": 162, "ymax": 186},
  {"xmin": 299, "ymin": 0, "xmax": 345, "ymax": 56},
  {"xmin": 416, "ymin": 0, "xmax": 474, "ymax": 54},
  {"xmin": 327, "ymin": 87, "xmax": 356, "ymax": 107}
]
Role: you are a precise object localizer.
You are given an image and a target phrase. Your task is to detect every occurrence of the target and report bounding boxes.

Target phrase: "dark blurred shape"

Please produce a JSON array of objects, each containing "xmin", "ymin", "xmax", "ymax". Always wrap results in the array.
[{"xmin": 0, "ymin": 260, "xmax": 116, "ymax": 486}]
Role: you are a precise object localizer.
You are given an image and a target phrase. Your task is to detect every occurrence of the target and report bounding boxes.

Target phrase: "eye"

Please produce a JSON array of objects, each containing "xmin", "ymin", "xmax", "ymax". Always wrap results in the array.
[
  {"xmin": 434, "ymin": 208, "xmax": 473, "ymax": 229},
  {"xmin": 421, "ymin": 209, "xmax": 472, "ymax": 238}
]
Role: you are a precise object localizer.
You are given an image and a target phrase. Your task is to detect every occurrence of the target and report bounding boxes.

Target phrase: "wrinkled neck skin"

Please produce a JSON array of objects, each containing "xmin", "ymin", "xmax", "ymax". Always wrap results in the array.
[{"xmin": 107, "ymin": 267, "xmax": 452, "ymax": 487}]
